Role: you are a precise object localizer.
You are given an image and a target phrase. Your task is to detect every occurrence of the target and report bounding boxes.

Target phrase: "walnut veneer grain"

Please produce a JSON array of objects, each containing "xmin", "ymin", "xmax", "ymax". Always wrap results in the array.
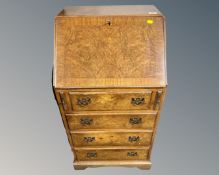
[{"xmin": 53, "ymin": 5, "xmax": 167, "ymax": 170}]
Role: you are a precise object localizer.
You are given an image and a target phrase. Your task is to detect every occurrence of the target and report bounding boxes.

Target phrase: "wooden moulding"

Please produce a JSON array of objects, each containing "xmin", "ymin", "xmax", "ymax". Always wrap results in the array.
[{"xmin": 73, "ymin": 160, "xmax": 152, "ymax": 170}]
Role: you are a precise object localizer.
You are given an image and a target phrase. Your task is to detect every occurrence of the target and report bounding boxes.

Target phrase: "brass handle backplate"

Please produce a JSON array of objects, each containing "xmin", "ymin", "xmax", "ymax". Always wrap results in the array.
[
  {"xmin": 127, "ymin": 152, "xmax": 138, "ymax": 157},
  {"xmin": 131, "ymin": 98, "xmax": 145, "ymax": 106},
  {"xmin": 129, "ymin": 117, "xmax": 142, "ymax": 125},
  {"xmin": 128, "ymin": 136, "xmax": 140, "ymax": 142},
  {"xmin": 77, "ymin": 97, "xmax": 91, "ymax": 107},
  {"xmin": 84, "ymin": 137, "xmax": 95, "ymax": 143},
  {"xmin": 87, "ymin": 152, "xmax": 97, "ymax": 158},
  {"xmin": 80, "ymin": 118, "xmax": 93, "ymax": 125}
]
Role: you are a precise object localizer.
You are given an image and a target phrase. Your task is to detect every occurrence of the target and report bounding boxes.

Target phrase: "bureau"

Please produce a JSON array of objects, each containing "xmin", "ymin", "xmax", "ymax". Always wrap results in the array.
[{"xmin": 53, "ymin": 5, "xmax": 167, "ymax": 170}]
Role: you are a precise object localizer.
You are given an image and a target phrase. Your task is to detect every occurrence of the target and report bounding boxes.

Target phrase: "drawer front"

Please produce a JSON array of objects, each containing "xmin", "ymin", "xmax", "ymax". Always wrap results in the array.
[
  {"xmin": 69, "ymin": 90, "xmax": 152, "ymax": 111},
  {"xmin": 75, "ymin": 148, "xmax": 149, "ymax": 161},
  {"xmin": 66, "ymin": 112, "xmax": 156, "ymax": 130},
  {"xmin": 71, "ymin": 131, "xmax": 152, "ymax": 147},
  {"xmin": 56, "ymin": 89, "xmax": 164, "ymax": 112}
]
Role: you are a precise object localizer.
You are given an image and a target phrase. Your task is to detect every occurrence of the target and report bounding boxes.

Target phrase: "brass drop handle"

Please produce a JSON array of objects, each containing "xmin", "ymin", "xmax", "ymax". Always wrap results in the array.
[
  {"xmin": 84, "ymin": 137, "xmax": 95, "ymax": 143},
  {"xmin": 77, "ymin": 97, "xmax": 91, "ymax": 107},
  {"xmin": 80, "ymin": 118, "xmax": 93, "ymax": 125},
  {"xmin": 87, "ymin": 152, "xmax": 97, "ymax": 158},
  {"xmin": 131, "ymin": 98, "xmax": 145, "ymax": 105},
  {"xmin": 127, "ymin": 152, "xmax": 138, "ymax": 157},
  {"xmin": 129, "ymin": 117, "xmax": 142, "ymax": 125},
  {"xmin": 128, "ymin": 136, "xmax": 140, "ymax": 142}
]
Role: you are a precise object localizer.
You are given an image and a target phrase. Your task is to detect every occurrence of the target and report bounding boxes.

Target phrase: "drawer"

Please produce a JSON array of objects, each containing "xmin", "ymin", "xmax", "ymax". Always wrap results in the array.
[
  {"xmin": 69, "ymin": 89, "xmax": 153, "ymax": 111},
  {"xmin": 57, "ymin": 89, "xmax": 164, "ymax": 112},
  {"xmin": 75, "ymin": 147, "xmax": 149, "ymax": 161},
  {"xmin": 71, "ymin": 130, "xmax": 152, "ymax": 147},
  {"xmin": 66, "ymin": 111, "xmax": 156, "ymax": 130}
]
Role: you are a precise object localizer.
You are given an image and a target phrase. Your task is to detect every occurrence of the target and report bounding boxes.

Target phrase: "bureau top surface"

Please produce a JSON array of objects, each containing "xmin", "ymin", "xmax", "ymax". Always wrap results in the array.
[
  {"xmin": 57, "ymin": 5, "xmax": 162, "ymax": 16},
  {"xmin": 54, "ymin": 5, "xmax": 167, "ymax": 88}
]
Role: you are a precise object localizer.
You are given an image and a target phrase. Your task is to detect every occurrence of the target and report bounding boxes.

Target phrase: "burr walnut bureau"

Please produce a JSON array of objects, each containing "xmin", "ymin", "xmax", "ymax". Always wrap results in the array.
[{"xmin": 53, "ymin": 5, "xmax": 167, "ymax": 170}]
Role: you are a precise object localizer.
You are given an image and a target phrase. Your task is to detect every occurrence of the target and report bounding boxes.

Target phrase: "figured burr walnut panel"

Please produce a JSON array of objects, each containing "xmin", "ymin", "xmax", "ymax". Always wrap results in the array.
[
  {"xmin": 70, "ymin": 130, "xmax": 152, "ymax": 147},
  {"xmin": 66, "ymin": 112, "xmax": 156, "ymax": 130},
  {"xmin": 75, "ymin": 148, "xmax": 149, "ymax": 161},
  {"xmin": 54, "ymin": 15, "xmax": 166, "ymax": 88}
]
